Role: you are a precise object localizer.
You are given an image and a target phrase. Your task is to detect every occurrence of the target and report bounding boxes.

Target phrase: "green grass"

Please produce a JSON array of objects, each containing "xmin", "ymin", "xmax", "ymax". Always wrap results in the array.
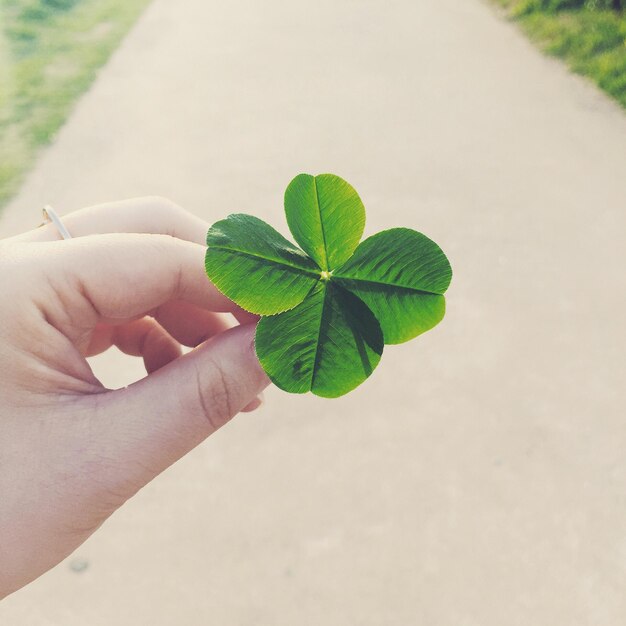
[
  {"xmin": 493, "ymin": 1, "xmax": 626, "ymax": 108},
  {"xmin": 0, "ymin": 0, "xmax": 151, "ymax": 209}
]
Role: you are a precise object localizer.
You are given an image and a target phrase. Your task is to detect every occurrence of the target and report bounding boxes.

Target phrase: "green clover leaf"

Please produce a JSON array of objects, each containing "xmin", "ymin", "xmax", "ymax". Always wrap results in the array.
[{"xmin": 205, "ymin": 173, "xmax": 452, "ymax": 398}]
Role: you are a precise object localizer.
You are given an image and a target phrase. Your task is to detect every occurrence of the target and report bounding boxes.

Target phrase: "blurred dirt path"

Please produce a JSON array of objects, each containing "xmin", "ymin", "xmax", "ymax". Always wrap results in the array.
[{"xmin": 1, "ymin": 1, "xmax": 625, "ymax": 624}]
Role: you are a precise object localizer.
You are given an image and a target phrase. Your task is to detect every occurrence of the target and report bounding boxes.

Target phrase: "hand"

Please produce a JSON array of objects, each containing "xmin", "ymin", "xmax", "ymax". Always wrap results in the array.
[{"xmin": 0, "ymin": 198, "xmax": 269, "ymax": 599}]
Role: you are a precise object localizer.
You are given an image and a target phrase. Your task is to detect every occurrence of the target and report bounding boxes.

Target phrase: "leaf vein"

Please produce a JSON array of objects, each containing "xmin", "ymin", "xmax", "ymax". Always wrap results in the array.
[
  {"xmin": 309, "ymin": 285, "xmax": 329, "ymax": 391},
  {"xmin": 312, "ymin": 177, "xmax": 330, "ymax": 271},
  {"xmin": 210, "ymin": 245, "xmax": 319, "ymax": 277},
  {"xmin": 334, "ymin": 275, "xmax": 445, "ymax": 296}
]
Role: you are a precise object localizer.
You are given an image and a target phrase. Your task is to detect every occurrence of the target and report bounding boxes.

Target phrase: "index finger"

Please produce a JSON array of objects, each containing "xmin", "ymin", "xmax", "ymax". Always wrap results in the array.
[{"xmin": 35, "ymin": 233, "xmax": 238, "ymax": 343}]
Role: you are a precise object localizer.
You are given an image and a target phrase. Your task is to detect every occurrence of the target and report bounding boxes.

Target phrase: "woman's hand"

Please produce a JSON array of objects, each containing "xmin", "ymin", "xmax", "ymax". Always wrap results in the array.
[{"xmin": 0, "ymin": 197, "xmax": 269, "ymax": 599}]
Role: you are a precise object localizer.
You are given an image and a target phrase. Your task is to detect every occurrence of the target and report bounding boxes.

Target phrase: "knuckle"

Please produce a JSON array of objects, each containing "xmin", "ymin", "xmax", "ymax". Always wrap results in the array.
[
  {"xmin": 193, "ymin": 360, "xmax": 238, "ymax": 431},
  {"xmin": 145, "ymin": 233, "xmax": 187, "ymax": 257}
]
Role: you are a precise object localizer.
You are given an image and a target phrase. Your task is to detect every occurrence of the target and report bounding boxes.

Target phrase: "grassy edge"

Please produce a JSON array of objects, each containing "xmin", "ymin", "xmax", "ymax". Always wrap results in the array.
[
  {"xmin": 0, "ymin": 0, "xmax": 152, "ymax": 211},
  {"xmin": 490, "ymin": 1, "xmax": 626, "ymax": 109}
]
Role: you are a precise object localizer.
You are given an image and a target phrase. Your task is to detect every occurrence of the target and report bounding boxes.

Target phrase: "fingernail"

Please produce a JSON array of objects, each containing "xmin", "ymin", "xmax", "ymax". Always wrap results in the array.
[
  {"xmin": 242, "ymin": 393, "xmax": 264, "ymax": 413},
  {"xmin": 242, "ymin": 323, "xmax": 270, "ymax": 387}
]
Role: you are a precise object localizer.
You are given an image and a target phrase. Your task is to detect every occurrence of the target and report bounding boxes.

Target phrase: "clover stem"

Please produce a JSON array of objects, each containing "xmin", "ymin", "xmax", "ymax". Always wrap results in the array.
[{"xmin": 320, "ymin": 270, "xmax": 332, "ymax": 282}]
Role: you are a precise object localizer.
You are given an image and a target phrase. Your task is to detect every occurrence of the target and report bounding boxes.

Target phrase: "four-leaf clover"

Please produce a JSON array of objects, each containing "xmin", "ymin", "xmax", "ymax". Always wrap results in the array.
[{"xmin": 205, "ymin": 173, "xmax": 452, "ymax": 398}]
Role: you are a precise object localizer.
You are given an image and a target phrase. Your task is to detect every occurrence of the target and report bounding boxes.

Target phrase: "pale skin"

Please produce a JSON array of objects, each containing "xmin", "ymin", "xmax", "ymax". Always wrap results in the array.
[{"xmin": 0, "ymin": 197, "xmax": 269, "ymax": 599}]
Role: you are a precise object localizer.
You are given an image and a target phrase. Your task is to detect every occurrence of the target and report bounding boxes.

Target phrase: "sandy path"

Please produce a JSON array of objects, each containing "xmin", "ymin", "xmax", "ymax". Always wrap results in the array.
[{"xmin": 1, "ymin": 1, "xmax": 625, "ymax": 623}]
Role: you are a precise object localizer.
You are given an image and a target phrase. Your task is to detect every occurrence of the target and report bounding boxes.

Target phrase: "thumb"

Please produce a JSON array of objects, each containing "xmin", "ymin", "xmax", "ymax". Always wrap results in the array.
[{"xmin": 90, "ymin": 323, "xmax": 269, "ymax": 495}]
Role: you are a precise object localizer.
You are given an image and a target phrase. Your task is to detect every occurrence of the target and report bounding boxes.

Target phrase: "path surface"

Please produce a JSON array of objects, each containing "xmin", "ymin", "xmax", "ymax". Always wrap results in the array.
[{"xmin": 1, "ymin": 1, "xmax": 625, "ymax": 624}]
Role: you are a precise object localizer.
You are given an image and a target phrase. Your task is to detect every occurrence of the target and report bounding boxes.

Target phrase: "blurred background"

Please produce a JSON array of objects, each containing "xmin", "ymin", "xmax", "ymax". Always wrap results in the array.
[{"xmin": 1, "ymin": 0, "xmax": 625, "ymax": 624}]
